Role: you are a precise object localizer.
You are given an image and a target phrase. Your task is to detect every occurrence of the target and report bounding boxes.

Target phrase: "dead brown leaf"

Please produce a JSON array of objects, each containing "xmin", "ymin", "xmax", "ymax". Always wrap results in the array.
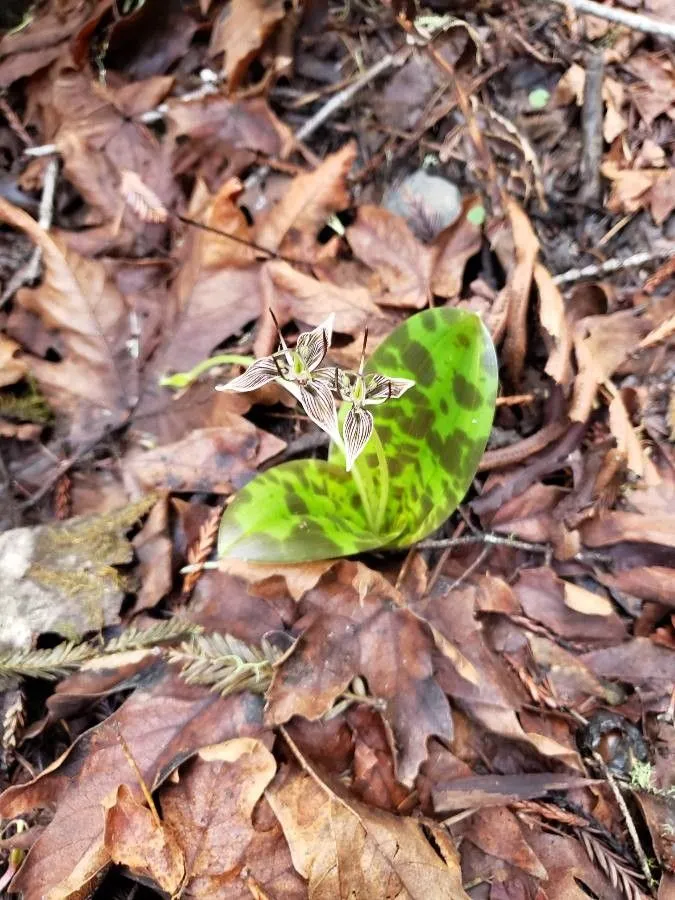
[
  {"xmin": 268, "ymin": 765, "xmax": 468, "ymax": 899},
  {"xmin": 256, "ymin": 142, "xmax": 356, "ymax": 258},
  {"xmin": 103, "ymin": 784, "xmax": 185, "ymax": 896},
  {"xmin": 513, "ymin": 569, "xmax": 626, "ymax": 643},
  {"xmin": 210, "ymin": 0, "xmax": 286, "ymax": 92},
  {"xmin": 0, "ymin": 674, "xmax": 266, "ymax": 899},
  {"xmin": 0, "ymin": 198, "xmax": 134, "ymax": 439},
  {"xmin": 266, "ymin": 561, "xmax": 452, "ymax": 786},
  {"xmin": 0, "ymin": 333, "xmax": 27, "ymax": 387},
  {"xmin": 493, "ymin": 200, "xmax": 539, "ymax": 384},
  {"xmin": 347, "ymin": 205, "xmax": 434, "ymax": 309},
  {"xmin": 125, "ymin": 422, "xmax": 285, "ymax": 495},
  {"xmin": 160, "ymin": 737, "xmax": 304, "ymax": 899},
  {"xmin": 568, "ymin": 308, "xmax": 646, "ymax": 423},
  {"xmin": 581, "ymin": 510, "xmax": 675, "ymax": 549}
]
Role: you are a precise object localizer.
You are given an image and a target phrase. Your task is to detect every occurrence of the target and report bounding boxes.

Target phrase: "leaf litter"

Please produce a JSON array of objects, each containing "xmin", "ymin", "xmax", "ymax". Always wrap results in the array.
[{"xmin": 0, "ymin": 1, "xmax": 674, "ymax": 898}]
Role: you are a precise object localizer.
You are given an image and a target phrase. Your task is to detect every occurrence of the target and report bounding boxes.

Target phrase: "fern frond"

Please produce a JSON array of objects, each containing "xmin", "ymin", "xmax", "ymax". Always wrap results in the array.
[
  {"xmin": 0, "ymin": 642, "xmax": 94, "ymax": 685},
  {"xmin": 169, "ymin": 633, "xmax": 277, "ymax": 697},
  {"xmin": 101, "ymin": 619, "xmax": 202, "ymax": 655}
]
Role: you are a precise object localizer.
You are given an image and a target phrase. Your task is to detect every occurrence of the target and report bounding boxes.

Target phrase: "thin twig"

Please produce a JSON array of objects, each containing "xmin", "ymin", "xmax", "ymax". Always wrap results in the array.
[
  {"xmin": 176, "ymin": 213, "xmax": 301, "ymax": 265},
  {"xmin": 244, "ymin": 48, "xmax": 409, "ymax": 190},
  {"xmin": 591, "ymin": 752, "xmax": 657, "ymax": 893},
  {"xmin": 579, "ymin": 49, "xmax": 604, "ymax": 207},
  {"xmin": 553, "ymin": 248, "xmax": 675, "ymax": 286},
  {"xmin": 0, "ymin": 157, "xmax": 59, "ymax": 309},
  {"xmin": 545, "ymin": 0, "xmax": 675, "ymax": 40},
  {"xmin": 416, "ymin": 531, "xmax": 612, "ymax": 566}
]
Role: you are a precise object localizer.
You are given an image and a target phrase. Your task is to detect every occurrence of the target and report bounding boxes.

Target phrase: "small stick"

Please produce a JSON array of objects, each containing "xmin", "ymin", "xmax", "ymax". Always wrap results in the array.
[
  {"xmin": 113, "ymin": 722, "xmax": 162, "ymax": 831},
  {"xmin": 591, "ymin": 751, "xmax": 657, "ymax": 893},
  {"xmin": 545, "ymin": 0, "xmax": 675, "ymax": 40},
  {"xmin": 579, "ymin": 49, "xmax": 604, "ymax": 207},
  {"xmin": 0, "ymin": 157, "xmax": 59, "ymax": 309},
  {"xmin": 553, "ymin": 249, "xmax": 674, "ymax": 286}
]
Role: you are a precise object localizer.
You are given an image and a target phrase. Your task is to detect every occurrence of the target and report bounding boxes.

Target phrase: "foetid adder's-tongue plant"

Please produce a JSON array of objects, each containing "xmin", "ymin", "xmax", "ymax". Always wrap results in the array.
[{"xmin": 217, "ymin": 307, "xmax": 498, "ymax": 562}]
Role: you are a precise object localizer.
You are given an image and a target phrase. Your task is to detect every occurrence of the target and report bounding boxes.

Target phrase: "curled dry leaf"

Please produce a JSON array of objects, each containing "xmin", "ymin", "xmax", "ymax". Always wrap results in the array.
[
  {"xmin": 0, "ymin": 675, "xmax": 266, "ymax": 900},
  {"xmin": 268, "ymin": 766, "xmax": 469, "ymax": 899},
  {"xmin": 0, "ymin": 198, "xmax": 134, "ymax": 439},
  {"xmin": 497, "ymin": 200, "xmax": 539, "ymax": 384},
  {"xmin": 210, "ymin": 0, "xmax": 286, "ymax": 92}
]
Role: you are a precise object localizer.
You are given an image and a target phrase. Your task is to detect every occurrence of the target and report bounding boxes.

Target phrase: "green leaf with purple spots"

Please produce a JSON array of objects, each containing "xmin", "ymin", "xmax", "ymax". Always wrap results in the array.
[
  {"xmin": 218, "ymin": 308, "xmax": 497, "ymax": 561},
  {"xmin": 217, "ymin": 460, "xmax": 396, "ymax": 562},
  {"xmin": 329, "ymin": 307, "xmax": 497, "ymax": 546}
]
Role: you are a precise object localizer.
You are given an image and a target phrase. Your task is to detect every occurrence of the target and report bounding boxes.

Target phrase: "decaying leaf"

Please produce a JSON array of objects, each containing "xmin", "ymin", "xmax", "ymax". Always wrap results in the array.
[
  {"xmin": 160, "ymin": 737, "xmax": 304, "ymax": 898},
  {"xmin": 266, "ymin": 561, "xmax": 453, "ymax": 786},
  {"xmin": 0, "ymin": 674, "xmax": 266, "ymax": 899},
  {"xmin": 268, "ymin": 765, "xmax": 469, "ymax": 899}
]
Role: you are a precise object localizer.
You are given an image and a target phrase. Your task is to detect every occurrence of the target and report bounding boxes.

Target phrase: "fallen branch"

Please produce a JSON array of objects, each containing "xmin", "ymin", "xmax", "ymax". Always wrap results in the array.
[{"xmin": 546, "ymin": 0, "xmax": 675, "ymax": 41}]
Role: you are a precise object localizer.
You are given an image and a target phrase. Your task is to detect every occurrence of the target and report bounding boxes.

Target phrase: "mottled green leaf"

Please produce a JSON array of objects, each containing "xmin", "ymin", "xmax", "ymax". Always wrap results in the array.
[
  {"xmin": 219, "ymin": 308, "xmax": 497, "ymax": 562},
  {"xmin": 217, "ymin": 460, "xmax": 392, "ymax": 562},
  {"xmin": 330, "ymin": 307, "xmax": 497, "ymax": 546}
]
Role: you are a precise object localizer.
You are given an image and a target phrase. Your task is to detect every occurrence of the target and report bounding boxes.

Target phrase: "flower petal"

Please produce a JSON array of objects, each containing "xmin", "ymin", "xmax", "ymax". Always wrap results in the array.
[
  {"xmin": 295, "ymin": 313, "xmax": 335, "ymax": 371},
  {"xmin": 216, "ymin": 357, "xmax": 279, "ymax": 393},
  {"xmin": 312, "ymin": 366, "xmax": 340, "ymax": 388},
  {"xmin": 343, "ymin": 405, "xmax": 374, "ymax": 471},
  {"xmin": 364, "ymin": 373, "xmax": 416, "ymax": 405},
  {"xmin": 298, "ymin": 382, "xmax": 340, "ymax": 443}
]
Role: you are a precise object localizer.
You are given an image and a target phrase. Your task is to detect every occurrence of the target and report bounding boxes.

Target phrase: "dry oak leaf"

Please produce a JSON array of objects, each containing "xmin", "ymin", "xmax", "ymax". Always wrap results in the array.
[
  {"xmin": 125, "ymin": 422, "xmax": 285, "ymax": 495},
  {"xmin": 268, "ymin": 767, "xmax": 469, "ymax": 899},
  {"xmin": 103, "ymin": 784, "xmax": 185, "ymax": 896},
  {"xmin": 0, "ymin": 674, "xmax": 266, "ymax": 900},
  {"xmin": 265, "ymin": 561, "xmax": 453, "ymax": 787},
  {"xmin": 0, "ymin": 198, "xmax": 133, "ymax": 439},
  {"xmin": 255, "ymin": 142, "xmax": 357, "ymax": 257},
  {"xmin": 210, "ymin": 0, "xmax": 286, "ymax": 92},
  {"xmin": 160, "ymin": 738, "xmax": 305, "ymax": 899}
]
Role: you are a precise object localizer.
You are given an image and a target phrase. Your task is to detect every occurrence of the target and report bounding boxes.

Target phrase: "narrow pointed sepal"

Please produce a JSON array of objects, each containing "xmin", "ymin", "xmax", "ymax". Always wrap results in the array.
[
  {"xmin": 295, "ymin": 314, "xmax": 335, "ymax": 371},
  {"xmin": 216, "ymin": 357, "xmax": 279, "ymax": 392},
  {"xmin": 364, "ymin": 373, "xmax": 416, "ymax": 404},
  {"xmin": 343, "ymin": 405, "xmax": 374, "ymax": 471}
]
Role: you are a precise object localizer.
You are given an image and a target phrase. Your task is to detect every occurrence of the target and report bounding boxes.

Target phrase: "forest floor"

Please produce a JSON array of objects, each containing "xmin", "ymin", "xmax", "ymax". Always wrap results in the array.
[{"xmin": 0, "ymin": 1, "xmax": 674, "ymax": 898}]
